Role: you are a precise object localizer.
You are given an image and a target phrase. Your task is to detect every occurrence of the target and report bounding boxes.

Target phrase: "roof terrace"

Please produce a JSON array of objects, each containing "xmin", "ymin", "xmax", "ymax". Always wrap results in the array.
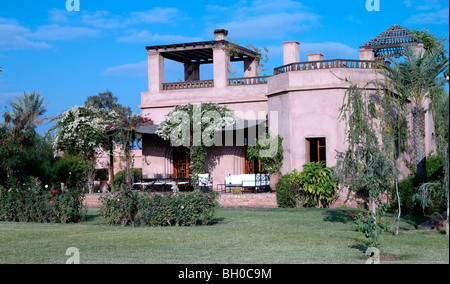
[{"xmin": 144, "ymin": 25, "xmax": 423, "ymax": 93}]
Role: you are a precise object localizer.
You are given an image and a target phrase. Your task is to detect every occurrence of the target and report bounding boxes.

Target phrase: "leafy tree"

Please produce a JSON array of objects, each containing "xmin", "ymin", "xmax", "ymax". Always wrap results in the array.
[
  {"xmin": 246, "ymin": 44, "xmax": 270, "ymax": 75},
  {"xmin": 411, "ymin": 28, "xmax": 448, "ymax": 62},
  {"xmin": 53, "ymin": 154, "xmax": 89, "ymax": 187},
  {"xmin": 85, "ymin": 90, "xmax": 131, "ymax": 114},
  {"xmin": 0, "ymin": 92, "xmax": 54, "ymax": 182}
]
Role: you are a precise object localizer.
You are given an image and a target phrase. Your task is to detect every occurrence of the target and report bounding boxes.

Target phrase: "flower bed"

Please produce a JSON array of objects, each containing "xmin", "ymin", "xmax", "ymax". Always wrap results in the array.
[{"xmin": 0, "ymin": 179, "xmax": 85, "ymax": 223}]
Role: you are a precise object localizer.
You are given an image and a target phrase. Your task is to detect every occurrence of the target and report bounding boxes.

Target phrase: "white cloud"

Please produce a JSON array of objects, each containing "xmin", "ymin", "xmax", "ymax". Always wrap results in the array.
[
  {"xmin": 219, "ymin": 12, "xmax": 320, "ymax": 39},
  {"xmin": 130, "ymin": 7, "xmax": 179, "ymax": 24},
  {"xmin": 301, "ymin": 42, "xmax": 359, "ymax": 60},
  {"xmin": 103, "ymin": 60, "xmax": 147, "ymax": 77},
  {"xmin": 26, "ymin": 24, "xmax": 101, "ymax": 41},
  {"xmin": 405, "ymin": 6, "xmax": 449, "ymax": 25},
  {"xmin": 0, "ymin": 19, "xmax": 50, "ymax": 49},
  {"xmin": 82, "ymin": 11, "xmax": 127, "ymax": 29},
  {"xmin": 81, "ymin": 7, "xmax": 180, "ymax": 29},
  {"xmin": 0, "ymin": 16, "xmax": 101, "ymax": 50},
  {"xmin": 117, "ymin": 30, "xmax": 202, "ymax": 43},
  {"xmin": 207, "ymin": 0, "xmax": 320, "ymax": 40},
  {"xmin": 416, "ymin": 0, "xmax": 442, "ymax": 10},
  {"xmin": 102, "ymin": 59, "xmax": 185, "ymax": 81},
  {"xmin": 48, "ymin": 8, "xmax": 71, "ymax": 23},
  {"xmin": 0, "ymin": 91, "xmax": 20, "ymax": 106}
]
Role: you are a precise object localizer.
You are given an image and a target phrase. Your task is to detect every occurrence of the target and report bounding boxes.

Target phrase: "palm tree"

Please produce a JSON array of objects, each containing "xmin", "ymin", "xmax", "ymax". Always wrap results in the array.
[
  {"xmin": 10, "ymin": 91, "xmax": 48, "ymax": 125},
  {"xmin": 381, "ymin": 47, "xmax": 449, "ymax": 179}
]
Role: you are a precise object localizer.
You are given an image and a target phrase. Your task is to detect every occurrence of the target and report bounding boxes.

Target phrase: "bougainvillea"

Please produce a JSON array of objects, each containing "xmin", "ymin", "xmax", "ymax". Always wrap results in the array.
[{"xmin": 50, "ymin": 105, "xmax": 114, "ymax": 193}]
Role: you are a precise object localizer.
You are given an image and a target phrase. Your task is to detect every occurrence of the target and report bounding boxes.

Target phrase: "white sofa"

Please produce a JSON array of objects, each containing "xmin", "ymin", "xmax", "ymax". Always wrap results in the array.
[{"xmin": 224, "ymin": 173, "xmax": 270, "ymax": 192}]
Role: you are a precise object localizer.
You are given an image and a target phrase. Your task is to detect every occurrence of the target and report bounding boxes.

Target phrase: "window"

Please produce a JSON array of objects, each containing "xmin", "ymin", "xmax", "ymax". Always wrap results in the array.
[{"xmin": 306, "ymin": 138, "xmax": 326, "ymax": 166}]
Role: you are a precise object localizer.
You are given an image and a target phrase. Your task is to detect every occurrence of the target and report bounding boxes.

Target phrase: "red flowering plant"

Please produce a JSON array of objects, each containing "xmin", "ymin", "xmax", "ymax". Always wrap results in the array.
[
  {"xmin": 0, "ymin": 177, "xmax": 84, "ymax": 223},
  {"xmin": 106, "ymin": 111, "xmax": 153, "ymax": 187},
  {"xmin": 352, "ymin": 210, "xmax": 392, "ymax": 247}
]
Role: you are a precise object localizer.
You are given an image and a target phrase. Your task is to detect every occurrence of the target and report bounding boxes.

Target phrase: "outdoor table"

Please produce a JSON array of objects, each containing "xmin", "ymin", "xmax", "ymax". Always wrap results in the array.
[{"xmin": 133, "ymin": 177, "xmax": 191, "ymax": 191}]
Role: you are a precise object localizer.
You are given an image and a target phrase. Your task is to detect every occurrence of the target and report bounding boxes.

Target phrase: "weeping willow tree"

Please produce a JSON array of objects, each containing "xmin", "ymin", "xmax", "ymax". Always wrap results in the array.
[
  {"xmin": 378, "ymin": 86, "xmax": 410, "ymax": 236},
  {"xmin": 334, "ymin": 77, "xmax": 401, "ymax": 246}
]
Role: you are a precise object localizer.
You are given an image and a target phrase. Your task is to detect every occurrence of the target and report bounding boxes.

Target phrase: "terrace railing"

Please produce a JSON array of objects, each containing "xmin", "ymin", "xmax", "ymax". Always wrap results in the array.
[
  {"xmin": 273, "ymin": 59, "xmax": 378, "ymax": 75},
  {"xmin": 162, "ymin": 79, "xmax": 214, "ymax": 90},
  {"xmin": 229, "ymin": 75, "xmax": 270, "ymax": 86}
]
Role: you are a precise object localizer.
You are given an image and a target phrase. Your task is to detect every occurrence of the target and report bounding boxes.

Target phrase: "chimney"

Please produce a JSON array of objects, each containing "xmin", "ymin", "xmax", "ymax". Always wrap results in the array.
[
  {"xmin": 283, "ymin": 41, "xmax": 300, "ymax": 65},
  {"xmin": 359, "ymin": 48, "xmax": 375, "ymax": 61},
  {"xmin": 308, "ymin": 53, "xmax": 324, "ymax": 61},
  {"xmin": 214, "ymin": 29, "xmax": 229, "ymax": 41}
]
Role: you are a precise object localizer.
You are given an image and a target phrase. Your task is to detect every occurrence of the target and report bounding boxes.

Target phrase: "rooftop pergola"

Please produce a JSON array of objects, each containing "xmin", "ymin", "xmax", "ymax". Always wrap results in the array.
[
  {"xmin": 145, "ymin": 40, "xmax": 260, "ymax": 65},
  {"xmin": 360, "ymin": 24, "xmax": 424, "ymax": 60},
  {"xmin": 145, "ymin": 29, "xmax": 262, "ymax": 84}
]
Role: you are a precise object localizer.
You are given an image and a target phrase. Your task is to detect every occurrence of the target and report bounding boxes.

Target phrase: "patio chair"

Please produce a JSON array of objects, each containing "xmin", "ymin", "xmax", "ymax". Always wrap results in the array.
[{"xmin": 198, "ymin": 174, "xmax": 213, "ymax": 191}]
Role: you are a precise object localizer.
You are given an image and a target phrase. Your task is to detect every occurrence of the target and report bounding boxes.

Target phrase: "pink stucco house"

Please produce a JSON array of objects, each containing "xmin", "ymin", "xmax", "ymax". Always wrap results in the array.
[{"xmin": 130, "ymin": 25, "xmax": 435, "ymax": 204}]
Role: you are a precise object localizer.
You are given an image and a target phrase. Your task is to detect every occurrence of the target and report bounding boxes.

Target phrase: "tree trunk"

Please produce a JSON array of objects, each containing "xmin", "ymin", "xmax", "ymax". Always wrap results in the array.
[
  {"xmin": 109, "ymin": 136, "xmax": 114, "ymax": 191},
  {"xmin": 125, "ymin": 144, "xmax": 131, "ymax": 187},
  {"xmin": 446, "ymin": 192, "xmax": 449, "ymax": 236},
  {"xmin": 87, "ymin": 168, "xmax": 95, "ymax": 194},
  {"xmin": 412, "ymin": 107, "xmax": 427, "ymax": 181},
  {"xmin": 395, "ymin": 179, "xmax": 401, "ymax": 235}
]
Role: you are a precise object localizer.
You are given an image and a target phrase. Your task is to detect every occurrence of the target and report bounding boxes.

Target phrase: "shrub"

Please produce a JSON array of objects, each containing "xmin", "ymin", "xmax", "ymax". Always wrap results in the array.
[
  {"xmin": 0, "ymin": 178, "xmax": 85, "ymax": 223},
  {"xmin": 99, "ymin": 190, "xmax": 219, "ymax": 227},
  {"xmin": 113, "ymin": 168, "xmax": 142, "ymax": 188},
  {"xmin": 293, "ymin": 162, "xmax": 337, "ymax": 207},
  {"xmin": 275, "ymin": 172, "xmax": 299, "ymax": 208},
  {"xmin": 426, "ymin": 155, "xmax": 444, "ymax": 181},
  {"xmin": 390, "ymin": 155, "xmax": 446, "ymax": 215},
  {"xmin": 53, "ymin": 155, "xmax": 88, "ymax": 187},
  {"xmin": 275, "ymin": 163, "xmax": 338, "ymax": 208},
  {"xmin": 99, "ymin": 187, "xmax": 139, "ymax": 226}
]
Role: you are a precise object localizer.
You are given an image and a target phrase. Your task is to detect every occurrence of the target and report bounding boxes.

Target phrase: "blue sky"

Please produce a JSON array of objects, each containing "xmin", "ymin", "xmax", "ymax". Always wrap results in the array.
[{"xmin": 1, "ymin": 0, "xmax": 449, "ymax": 134}]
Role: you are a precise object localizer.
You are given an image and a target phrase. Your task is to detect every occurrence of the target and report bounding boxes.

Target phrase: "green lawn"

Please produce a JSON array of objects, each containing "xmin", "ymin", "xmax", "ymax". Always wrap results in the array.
[{"xmin": 0, "ymin": 207, "xmax": 448, "ymax": 264}]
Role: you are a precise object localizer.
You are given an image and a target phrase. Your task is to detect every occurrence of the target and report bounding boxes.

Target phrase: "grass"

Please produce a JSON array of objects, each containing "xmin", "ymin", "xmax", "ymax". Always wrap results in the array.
[{"xmin": 0, "ymin": 207, "xmax": 448, "ymax": 264}]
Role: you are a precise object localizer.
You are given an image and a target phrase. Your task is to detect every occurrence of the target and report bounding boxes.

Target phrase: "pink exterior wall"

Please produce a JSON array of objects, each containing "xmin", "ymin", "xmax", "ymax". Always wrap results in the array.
[
  {"xmin": 96, "ymin": 149, "xmax": 143, "ymax": 178},
  {"xmin": 141, "ymin": 135, "xmax": 172, "ymax": 178}
]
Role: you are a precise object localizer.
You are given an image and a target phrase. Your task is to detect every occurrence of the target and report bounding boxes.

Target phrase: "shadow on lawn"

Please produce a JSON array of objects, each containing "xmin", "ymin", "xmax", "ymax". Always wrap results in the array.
[
  {"xmin": 210, "ymin": 217, "xmax": 226, "ymax": 225},
  {"xmin": 322, "ymin": 209, "xmax": 354, "ymax": 224}
]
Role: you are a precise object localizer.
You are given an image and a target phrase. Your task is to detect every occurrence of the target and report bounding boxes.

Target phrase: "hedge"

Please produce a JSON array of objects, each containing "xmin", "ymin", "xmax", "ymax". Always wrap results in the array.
[{"xmin": 99, "ymin": 189, "xmax": 219, "ymax": 227}]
